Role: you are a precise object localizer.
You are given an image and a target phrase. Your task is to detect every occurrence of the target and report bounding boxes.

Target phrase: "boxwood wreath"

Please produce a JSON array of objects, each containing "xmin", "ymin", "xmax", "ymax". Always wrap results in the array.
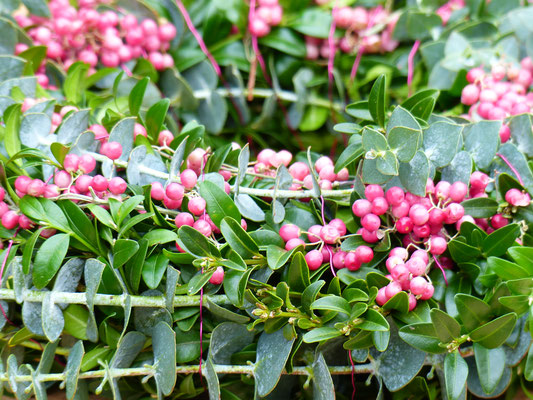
[{"xmin": 0, "ymin": 0, "xmax": 533, "ymax": 399}]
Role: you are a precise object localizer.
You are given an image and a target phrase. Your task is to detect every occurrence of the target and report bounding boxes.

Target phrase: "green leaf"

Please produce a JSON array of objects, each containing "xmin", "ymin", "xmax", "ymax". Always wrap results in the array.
[
  {"xmin": 359, "ymin": 309, "xmax": 389, "ymax": 331},
  {"xmin": 383, "ymin": 291, "xmax": 409, "ymax": 314},
  {"xmin": 63, "ymin": 305, "xmax": 88, "ymax": 340},
  {"xmin": 288, "ymin": 8, "xmax": 332, "ymax": 38},
  {"xmin": 311, "ymin": 295, "xmax": 351, "ymax": 315},
  {"xmin": 287, "ymin": 252, "xmax": 310, "ymax": 292},
  {"xmin": 145, "ymin": 99, "xmax": 170, "ymax": 143},
  {"xmin": 21, "ymin": 0, "xmax": 50, "ymax": 17},
  {"xmin": 526, "ymin": 345, "xmax": 533, "ymax": 381},
  {"xmin": 112, "ymin": 239, "xmax": 139, "ymax": 269},
  {"xmin": 399, "ymin": 151, "xmax": 429, "ymax": 196},
  {"xmin": 470, "ymin": 313, "xmax": 517, "ymax": 348},
  {"xmin": 346, "ymin": 100, "xmax": 372, "ymax": 121},
  {"xmin": 312, "ymin": 351, "xmax": 335, "ymax": 400},
  {"xmin": 448, "ymin": 238, "xmax": 481, "ymax": 263},
  {"xmin": 387, "ymin": 126, "xmax": 421, "ymax": 162},
  {"xmin": 302, "ymin": 280, "xmax": 325, "ymax": 314},
  {"xmin": 398, "ymin": 323, "xmax": 446, "ymax": 354},
  {"xmin": 254, "ymin": 329, "xmax": 295, "ymax": 397},
  {"xmin": 508, "ymin": 247, "xmax": 533, "ymax": 275},
  {"xmin": 430, "ymin": 309, "xmax": 461, "ymax": 343},
  {"xmin": 482, "ymin": 223, "xmax": 521, "ymax": 257},
  {"xmin": 57, "ymin": 200, "xmax": 98, "ymax": 253},
  {"xmin": 299, "ymin": 106, "xmax": 329, "ymax": 132},
  {"xmin": 4, "ymin": 104, "xmax": 21, "ymax": 161},
  {"xmin": 117, "ymin": 195, "xmax": 144, "ymax": 226},
  {"xmin": 454, "ymin": 294, "xmax": 491, "ymax": 332},
  {"xmin": 422, "ymin": 121, "xmax": 462, "ymax": 168},
  {"xmin": 33, "ymin": 234, "xmax": 70, "ymax": 289},
  {"xmin": 187, "ymin": 270, "xmax": 214, "ymax": 295},
  {"xmin": 362, "ymin": 127, "xmax": 387, "ymax": 152},
  {"xmin": 142, "ymin": 253, "xmax": 169, "ymax": 290},
  {"xmin": 258, "ymin": 27, "xmax": 306, "ymax": 57},
  {"xmin": 63, "ymin": 62, "xmax": 89, "ymax": 104},
  {"xmin": 473, "ymin": 343, "xmax": 506, "ymax": 395},
  {"xmin": 302, "ymin": 327, "xmax": 342, "ymax": 343},
  {"xmin": 220, "ymin": 217, "xmax": 259, "ymax": 259},
  {"xmin": 368, "ymin": 75, "xmax": 386, "ymax": 128},
  {"xmin": 153, "ymin": 321, "xmax": 177, "ymax": 396},
  {"xmin": 87, "ymin": 204, "xmax": 116, "ymax": 229},
  {"xmin": 143, "ymin": 229, "xmax": 178, "ymax": 247},
  {"xmin": 460, "ymin": 198, "xmax": 499, "ymax": 218},
  {"xmin": 464, "ymin": 120, "xmax": 500, "ymax": 170},
  {"xmin": 129, "ymin": 77, "xmax": 149, "ymax": 116},
  {"xmin": 334, "ymin": 142, "xmax": 364, "ymax": 173},
  {"xmin": 22, "ymin": 227, "xmax": 42, "ymax": 274},
  {"xmin": 487, "ymin": 257, "xmax": 530, "ymax": 280},
  {"xmin": 444, "ymin": 351, "xmax": 468, "ymax": 400},
  {"xmin": 199, "ymin": 181, "xmax": 241, "ymax": 227},
  {"xmin": 376, "ymin": 151, "xmax": 398, "ymax": 175},
  {"xmin": 65, "ymin": 341, "xmax": 84, "ymax": 400}
]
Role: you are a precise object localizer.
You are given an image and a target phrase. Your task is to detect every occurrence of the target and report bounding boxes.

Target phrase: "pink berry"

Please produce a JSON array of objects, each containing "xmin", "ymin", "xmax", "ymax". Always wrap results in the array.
[
  {"xmin": 141, "ymin": 19, "xmax": 158, "ymax": 36},
  {"xmin": 0, "ymin": 202, "xmax": 7, "ymax": 217},
  {"xmin": 103, "ymin": 142, "xmax": 122, "ymax": 160},
  {"xmin": 395, "ymin": 217, "xmax": 413, "ymax": 234},
  {"xmin": 390, "ymin": 247, "xmax": 408, "ymax": 261},
  {"xmin": 285, "ymin": 238, "xmax": 305, "ymax": 251},
  {"xmin": 108, "ymin": 177, "xmax": 127, "ymax": 195},
  {"xmin": 158, "ymin": 130, "xmax": 174, "ymax": 146},
  {"xmin": 54, "ymin": 170, "xmax": 71, "ymax": 188},
  {"xmin": 64, "ymin": 154, "xmax": 80, "ymax": 173},
  {"xmin": 163, "ymin": 195, "xmax": 182, "ymax": 210},
  {"xmin": 188, "ymin": 197, "xmax": 206, "ymax": 216},
  {"xmin": 491, "ymin": 214, "xmax": 508, "ymax": 229},
  {"xmin": 209, "ymin": 266, "xmax": 224, "ymax": 285},
  {"xmin": 1, "ymin": 211, "xmax": 19, "ymax": 230},
  {"xmin": 408, "ymin": 293, "xmax": 417, "ymax": 311},
  {"xmin": 506, "ymin": 188, "xmax": 531, "ymax": 207},
  {"xmin": 444, "ymin": 203, "xmax": 464, "ymax": 224},
  {"xmin": 365, "ymin": 184, "xmax": 384, "ymax": 202},
  {"xmin": 355, "ymin": 245, "xmax": 373, "ymax": 264},
  {"xmin": 449, "ymin": 181, "xmax": 468, "ymax": 203},
  {"xmin": 435, "ymin": 181, "xmax": 451, "ymax": 200},
  {"xmin": 180, "ymin": 169, "xmax": 197, "ymax": 189},
  {"xmin": 134, "ymin": 123, "xmax": 147, "ymax": 138},
  {"xmin": 249, "ymin": 16, "xmax": 270, "ymax": 37},
  {"xmin": 27, "ymin": 179, "xmax": 45, "ymax": 197},
  {"xmin": 329, "ymin": 219, "xmax": 346, "ymax": 236},
  {"xmin": 376, "ymin": 287, "xmax": 388, "ymax": 306},
  {"xmin": 344, "ymin": 251, "xmax": 362, "ymax": 271},
  {"xmin": 461, "ymin": 84, "xmax": 480, "ymax": 105},
  {"xmin": 391, "ymin": 263, "xmax": 409, "ymax": 282},
  {"xmin": 410, "ymin": 277, "xmax": 428, "ymax": 295},
  {"xmin": 79, "ymin": 154, "xmax": 96, "ymax": 174},
  {"xmin": 187, "ymin": 148, "xmax": 207, "ymax": 172},
  {"xmin": 429, "ymin": 236, "xmax": 447, "ymax": 255},
  {"xmin": 361, "ymin": 228, "xmax": 379, "ymax": 243},
  {"xmin": 386, "ymin": 256, "xmax": 403, "ymax": 273},
  {"xmin": 44, "ymin": 184, "xmax": 60, "ymax": 199},
  {"xmin": 289, "ymin": 162, "xmax": 310, "ymax": 181},
  {"xmin": 307, "ymin": 225, "xmax": 322, "ymax": 243},
  {"xmin": 320, "ymin": 225, "xmax": 340, "ymax": 244},
  {"xmin": 18, "ymin": 215, "xmax": 34, "ymax": 230},
  {"xmin": 241, "ymin": 219, "xmax": 247, "ymax": 231},
  {"xmin": 159, "ymin": 22, "xmax": 177, "ymax": 42},
  {"xmin": 279, "ymin": 224, "xmax": 301, "ymax": 242},
  {"xmin": 428, "ymin": 208, "xmax": 445, "ymax": 226},
  {"xmin": 361, "ymin": 213, "xmax": 380, "ymax": 232},
  {"xmin": 175, "ymin": 212, "xmax": 194, "ymax": 228},
  {"xmin": 91, "ymin": 175, "xmax": 108, "ymax": 192},
  {"xmin": 385, "ymin": 281, "xmax": 402, "ymax": 298},
  {"xmin": 409, "ymin": 204, "xmax": 429, "ymax": 226},
  {"xmin": 406, "ymin": 257, "xmax": 426, "ymax": 276},
  {"xmin": 318, "ymin": 165, "xmax": 336, "ymax": 182},
  {"xmin": 166, "ymin": 183, "xmax": 185, "ymax": 201},
  {"xmin": 305, "ymin": 250, "xmax": 323, "ymax": 270},
  {"xmin": 332, "ymin": 251, "xmax": 346, "ymax": 269},
  {"xmin": 420, "ymin": 284, "xmax": 435, "ymax": 300},
  {"xmin": 391, "ymin": 201, "xmax": 410, "ymax": 218},
  {"xmin": 194, "ymin": 219, "xmax": 212, "ymax": 236},
  {"xmin": 386, "ymin": 186, "xmax": 405, "ymax": 206},
  {"xmin": 371, "ymin": 197, "xmax": 389, "ymax": 215},
  {"xmin": 151, "ymin": 182, "xmax": 165, "ymax": 201},
  {"xmin": 499, "ymin": 125, "xmax": 511, "ymax": 143},
  {"xmin": 352, "ymin": 199, "xmax": 372, "ymax": 217},
  {"xmin": 411, "ymin": 250, "xmax": 429, "ymax": 265},
  {"xmin": 314, "ymin": 156, "xmax": 333, "ymax": 173},
  {"xmin": 470, "ymin": 171, "xmax": 489, "ymax": 191},
  {"xmin": 75, "ymin": 175, "xmax": 92, "ymax": 193}
]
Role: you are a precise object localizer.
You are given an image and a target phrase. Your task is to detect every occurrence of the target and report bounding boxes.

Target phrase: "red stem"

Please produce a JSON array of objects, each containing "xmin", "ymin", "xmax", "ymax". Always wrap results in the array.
[
  {"xmin": 350, "ymin": 47, "xmax": 364, "ymax": 82},
  {"xmin": 348, "ymin": 350, "xmax": 356, "ymax": 400},
  {"xmin": 433, "ymin": 256, "xmax": 448, "ymax": 286},
  {"xmin": 407, "ymin": 40, "xmax": 421, "ymax": 96},
  {"xmin": 497, "ymin": 152, "xmax": 524, "ymax": 186}
]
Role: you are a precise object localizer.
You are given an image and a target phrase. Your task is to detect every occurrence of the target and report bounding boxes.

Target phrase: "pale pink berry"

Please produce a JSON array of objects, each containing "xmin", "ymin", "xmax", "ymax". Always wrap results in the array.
[
  {"xmin": 411, "ymin": 249, "xmax": 429, "ymax": 265},
  {"xmin": 141, "ymin": 19, "xmax": 158, "ymax": 36},
  {"xmin": 165, "ymin": 183, "xmax": 185, "ymax": 201},
  {"xmin": 64, "ymin": 154, "xmax": 80, "ymax": 173},
  {"xmin": 44, "ymin": 184, "xmax": 60, "ymax": 199},
  {"xmin": 285, "ymin": 238, "xmax": 305, "ymax": 251},
  {"xmin": 187, "ymin": 148, "xmax": 207, "ymax": 172},
  {"xmin": 78, "ymin": 154, "xmax": 96, "ymax": 174},
  {"xmin": 209, "ymin": 266, "xmax": 224, "ymax": 285},
  {"xmin": 318, "ymin": 165, "xmax": 336, "ymax": 181},
  {"xmin": 0, "ymin": 202, "xmax": 8, "ymax": 218},
  {"xmin": 470, "ymin": 171, "xmax": 489, "ymax": 191},
  {"xmin": 180, "ymin": 169, "xmax": 197, "ymax": 189},
  {"xmin": 371, "ymin": 197, "xmax": 389, "ymax": 215},
  {"xmin": 361, "ymin": 228, "xmax": 379, "ymax": 243},
  {"xmin": 320, "ymin": 225, "xmax": 340, "ymax": 244},
  {"xmin": 406, "ymin": 257, "xmax": 426, "ymax": 276},
  {"xmin": 386, "ymin": 186, "xmax": 405, "ymax": 206},
  {"xmin": 390, "ymin": 247, "xmax": 408, "ymax": 261},
  {"xmin": 279, "ymin": 224, "xmax": 301, "ymax": 242},
  {"xmin": 391, "ymin": 263, "xmax": 409, "ymax": 282},
  {"xmin": 429, "ymin": 236, "xmax": 447, "ymax": 255},
  {"xmin": 193, "ymin": 219, "xmax": 212, "ymax": 236},
  {"xmin": 420, "ymin": 284, "xmax": 435, "ymax": 300},
  {"xmin": 435, "ymin": 181, "xmax": 451, "ymax": 200},
  {"xmin": 2, "ymin": 211, "xmax": 19, "ymax": 230},
  {"xmin": 75, "ymin": 175, "xmax": 92, "ymax": 193},
  {"xmin": 151, "ymin": 182, "xmax": 165, "ymax": 201},
  {"xmin": 449, "ymin": 181, "xmax": 468, "ymax": 202},
  {"xmin": 391, "ymin": 201, "xmax": 410, "ymax": 218},
  {"xmin": 289, "ymin": 162, "xmax": 310, "ymax": 181},
  {"xmin": 467, "ymin": 67, "xmax": 484, "ymax": 83},
  {"xmin": 336, "ymin": 168, "xmax": 349, "ymax": 181},
  {"xmin": 361, "ymin": 213, "xmax": 380, "ymax": 231},
  {"xmin": 506, "ymin": 188, "xmax": 531, "ymax": 207},
  {"xmin": 314, "ymin": 156, "xmax": 333, "ymax": 173},
  {"xmin": 54, "ymin": 170, "xmax": 71, "ymax": 188},
  {"xmin": 163, "ymin": 195, "xmax": 182, "ymax": 210},
  {"xmin": 307, "ymin": 225, "xmax": 322, "ymax": 243},
  {"xmin": 27, "ymin": 179, "xmax": 45, "ymax": 197},
  {"xmin": 158, "ymin": 130, "xmax": 174, "ymax": 146},
  {"xmin": 444, "ymin": 203, "xmax": 464, "ymax": 224},
  {"xmin": 410, "ymin": 276, "xmax": 428, "ymax": 295},
  {"xmin": 103, "ymin": 142, "xmax": 122, "ymax": 160},
  {"xmin": 108, "ymin": 177, "xmax": 127, "ymax": 195},
  {"xmin": 385, "ymin": 281, "xmax": 402, "ymax": 298},
  {"xmin": 188, "ymin": 197, "xmax": 206, "ymax": 216},
  {"xmin": 408, "ymin": 293, "xmax": 417, "ymax": 311},
  {"xmin": 329, "ymin": 219, "xmax": 346, "ymax": 236},
  {"xmin": 0, "ymin": 188, "xmax": 4, "ymax": 202},
  {"xmin": 305, "ymin": 249, "xmax": 323, "ymax": 270},
  {"xmin": 499, "ymin": 125, "xmax": 511, "ymax": 143},
  {"xmin": 159, "ymin": 23, "xmax": 177, "ymax": 42},
  {"xmin": 134, "ymin": 123, "xmax": 147, "ymax": 138},
  {"xmin": 352, "ymin": 199, "xmax": 372, "ymax": 217},
  {"xmin": 249, "ymin": 16, "xmax": 270, "ymax": 37},
  {"xmin": 386, "ymin": 256, "xmax": 404, "ymax": 273},
  {"xmin": 175, "ymin": 212, "xmax": 194, "ymax": 228},
  {"xmin": 461, "ymin": 84, "xmax": 480, "ymax": 105},
  {"xmin": 241, "ymin": 219, "xmax": 248, "ymax": 231}
]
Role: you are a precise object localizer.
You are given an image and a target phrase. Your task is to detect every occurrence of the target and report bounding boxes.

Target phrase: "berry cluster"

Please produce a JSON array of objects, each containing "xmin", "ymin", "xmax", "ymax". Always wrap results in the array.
[
  {"xmin": 248, "ymin": 0, "xmax": 283, "ymax": 38},
  {"xmin": 461, "ymin": 57, "xmax": 533, "ymax": 142},
  {"xmin": 305, "ymin": 6, "xmax": 398, "ymax": 60},
  {"xmin": 14, "ymin": 0, "xmax": 176, "ymax": 79}
]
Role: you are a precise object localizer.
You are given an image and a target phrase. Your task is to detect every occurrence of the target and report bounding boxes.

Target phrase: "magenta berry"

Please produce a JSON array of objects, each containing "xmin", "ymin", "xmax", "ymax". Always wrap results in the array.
[
  {"xmin": 1, "ymin": 211, "xmax": 19, "ymax": 230},
  {"xmin": 279, "ymin": 224, "xmax": 301, "ymax": 242},
  {"xmin": 395, "ymin": 217, "xmax": 413, "ymax": 234},
  {"xmin": 27, "ymin": 179, "xmax": 45, "ymax": 197},
  {"xmin": 429, "ymin": 236, "xmax": 447, "ymax": 255},
  {"xmin": 361, "ymin": 213, "xmax": 380, "ymax": 232},
  {"xmin": 103, "ymin": 141, "xmax": 122, "ymax": 160},
  {"xmin": 470, "ymin": 171, "xmax": 489, "ymax": 191},
  {"xmin": 329, "ymin": 219, "xmax": 347, "ymax": 236},
  {"xmin": 108, "ymin": 177, "xmax": 127, "ymax": 195},
  {"xmin": 91, "ymin": 175, "xmax": 108, "ymax": 192},
  {"xmin": 364, "ymin": 184, "xmax": 384, "ymax": 202},
  {"xmin": 285, "ymin": 238, "xmax": 305, "ymax": 251},
  {"xmin": 64, "ymin": 154, "xmax": 80, "ymax": 173},
  {"xmin": 371, "ymin": 197, "xmax": 389, "ymax": 215},
  {"xmin": 0, "ymin": 202, "xmax": 8, "ymax": 218},
  {"xmin": 332, "ymin": 251, "xmax": 346, "ymax": 269},
  {"xmin": 386, "ymin": 186, "xmax": 405, "ymax": 206},
  {"xmin": 209, "ymin": 266, "xmax": 225, "ymax": 285},
  {"xmin": 361, "ymin": 228, "xmax": 379, "ymax": 243},
  {"xmin": 355, "ymin": 245, "xmax": 373, "ymax": 264},
  {"xmin": 18, "ymin": 215, "xmax": 34, "ymax": 230},
  {"xmin": 449, "ymin": 181, "xmax": 468, "ymax": 203},
  {"xmin": 408, "ymin": 293, "xmax": 417, "ymax": 311},
  {"xmin": 175, "ymin": 212, "xmax": 194, "ymax": 228},
  {"xmin": 409, "ymin": 204, "xmax": 429, "ymax": 226},
  {"xmin": 193, "ymin": 219, "xmax": 212, "ymax": 236},
  {"xmin": 188, "ymin": 197, "xmax": 207, "ymax": 216},
  {"xmin": 75, "ymin": 175, "xmax": 93, "ymax": 193},
  {"xmin": 376, "ymin": 287, "xmax": 388, "ymax": 306},
  {"xmin": 305, "ymin": 250, "xmax": 323, "ymax": 270},
  {"xmin": 491, "ymin": 214, "xmax": 508, "ymax": 229},
  {"xmin": 385, "ymin": 281, "xmax": 402, "ymax": 298},
  {"xmin": 344, "ymin": 252, "xmax": 362, "ymax": 271}
]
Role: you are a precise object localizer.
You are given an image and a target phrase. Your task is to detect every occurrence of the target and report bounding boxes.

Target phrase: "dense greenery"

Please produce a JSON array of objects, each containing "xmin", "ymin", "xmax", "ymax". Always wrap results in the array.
[{"xmin": 0, "ymin": 0, "xmax": 532, "ymax": 399}]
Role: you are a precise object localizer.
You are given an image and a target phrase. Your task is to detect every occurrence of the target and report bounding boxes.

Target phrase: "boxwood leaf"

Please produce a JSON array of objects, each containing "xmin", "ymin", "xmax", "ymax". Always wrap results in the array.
[
  {"xmin": 199, "ymin": 181, "xmax": 241, "ymax": 227},
  {"xmin": 444, "ymin": 350, "xmax": 468, "ymax": 400},
  {"xmin": 470, "ymin": 313, "xmax": 517, "ymax": 348},
  {"xmin": 33, "ymin": 233, "xmax": 70, "ymax": 289},
  {"xmin": 430, "ymin": 309, "xmax": 461, "ymax": 343}
]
